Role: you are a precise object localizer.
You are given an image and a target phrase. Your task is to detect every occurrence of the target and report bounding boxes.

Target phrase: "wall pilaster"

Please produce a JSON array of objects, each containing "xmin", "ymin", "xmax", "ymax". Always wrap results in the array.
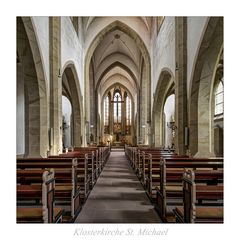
[{"xmin": 49, "ymin": 17, "xmax": 62, "ymax": 155}]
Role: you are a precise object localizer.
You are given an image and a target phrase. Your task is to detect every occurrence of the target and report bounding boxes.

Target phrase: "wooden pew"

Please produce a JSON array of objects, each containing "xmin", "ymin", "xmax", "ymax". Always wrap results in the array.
[
  {"xmin": 124, "ymin": 146, "xmax": 177, "ymax": 188},
  {"xmin": 17, "ymin": 158, "xmax": 82, "ymax": 222},
  {"xmin": 56, "ymin": 152, "xmax": 94, "ymax": 190},
  {"xmin": 155, "ymin": 158, "xmax": 223, "ymax": 222},
  {"xmin": 125, "ymin": 146, "xmax": 137, "ymax": 168},
  {"xmin": 74, "ymin": 146, "xmax": 110, "ymax": 173},
  {"xmin": 70, "ymin": 148, "xmax": 99, "ymax": 181},
  {"xmin": 33, "ymin": 152, "xmax": 92, "ymax": 199},
  {"xmin": 17, "ymin": 169, "xmax": 63, "ymax": 223},
  {"xmin": 125, "ymin": 146, "xmax": 174, "ymax": 174},
  {"xmin": 173, "ymin": 169, "xmax": 223, "ymax": 223},
  {"xmin": 142, "ymin": 151, "xmax": 178, "ymax": 187},
  {"xmin": 148, "ymin": 156, "xmax": 223, "ymax": 199},
  {"xmin": 145, "ymin": 153, "xmax": 187, "ymax": 199}
]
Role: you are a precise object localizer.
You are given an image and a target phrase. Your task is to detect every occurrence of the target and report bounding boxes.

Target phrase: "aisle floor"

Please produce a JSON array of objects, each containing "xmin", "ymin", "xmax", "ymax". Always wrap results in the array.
[{"xmin": 75, "ymin": 150, "xmax": 161, "ymax": 223}]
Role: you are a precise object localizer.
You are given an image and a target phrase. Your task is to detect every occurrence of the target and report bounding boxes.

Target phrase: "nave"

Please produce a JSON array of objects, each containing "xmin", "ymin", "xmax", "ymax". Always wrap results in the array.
[
  {"xmin": 16, "ymin": 16, "xmax": 224, "ymax": 224},
  {"xmin": 75, "ymin": 148, "xmax": 161, "ymax": 223}
]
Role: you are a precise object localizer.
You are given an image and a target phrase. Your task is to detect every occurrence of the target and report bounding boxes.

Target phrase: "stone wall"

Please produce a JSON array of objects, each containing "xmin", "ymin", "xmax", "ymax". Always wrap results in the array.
[
  {"xmin": 152, "ymin": 17, "xmax": 175, "ymax": 95},
  {"xmin": 16, "ymin": 63, "xmax": 25, "ymax": 155},
  {"xmin": 187, "ymin": 17, "xmax": 208, "ymax": 97},
  {"xmin": 61, "ymin": 17, "xmax": 84, "ymax": 93},
  {"xmin": 32, "ymin": 17, "xmax": 50, "ymax": 87}
]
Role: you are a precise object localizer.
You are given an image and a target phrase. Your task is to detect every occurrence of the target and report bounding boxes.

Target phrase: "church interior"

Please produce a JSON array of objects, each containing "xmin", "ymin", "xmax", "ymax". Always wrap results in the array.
[{"xmin": 16, "ymin": 16, "xmax": 224, "ymax": 224}]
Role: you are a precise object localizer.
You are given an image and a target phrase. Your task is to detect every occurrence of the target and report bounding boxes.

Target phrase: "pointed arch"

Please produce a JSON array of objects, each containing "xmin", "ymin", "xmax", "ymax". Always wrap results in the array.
[
  {"xmin": 17, "ymin": 17, "xmax": 48, "ymax": 157},
  {"xmin": 189, "ymin": 17, "xmax": 223, "ymax": 156},
  {"xmin": 62, "ymin": 61, "xmax": 84, "ymax": 147},
  {"xmin": 152, "ymin": 68, "xmax": 175, "ymax": 146}
]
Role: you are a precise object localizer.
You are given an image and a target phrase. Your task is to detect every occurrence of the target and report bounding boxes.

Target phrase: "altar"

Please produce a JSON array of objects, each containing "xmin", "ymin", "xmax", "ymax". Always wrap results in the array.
[{"xmin": 113, "ymin": 141, "xmax": 123, "ymax": 146}]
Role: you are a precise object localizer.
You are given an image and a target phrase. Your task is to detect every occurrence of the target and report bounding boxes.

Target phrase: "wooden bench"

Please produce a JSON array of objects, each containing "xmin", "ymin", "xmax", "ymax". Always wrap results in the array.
[
  {"xmin": 124, "ymin": 146, "xmax": 178, "ymax": 190},
  {"xmin": 144, "ymin": 153, "xmax": 189, "ymax": 199},
  {"xmin": 74, "ymin": 146, "xmax": 110, "ymax": 173},
  {"xmin": 125, "ymin": 146, "xmax": 175, "ymax": 174},
  {"xmin": 17, "ymin": 158, "xmax": 82, "ymax": 222},
  {"xmin": 149, "ymin": 156, "xmax": 223, "ymax": 199},
  {"xmin": 141, "ymin": 151, "xmax": 179, "ymax": 187},
  {"xmin": 67, "ymin": 149, "xmax": 99, "ymax": 182},
  {"xmin": 17, "ymin": 169, "xmax": 63, "ymax": 223},
  {"xmin": 55, "ymin": 152, "xmax": 93, "ymax": 190},
  {"xmin": 125, "ymin": 146, "xmax": 137, "ymax": 168},
  {"xmin": 41, "ymin": 152, "xmax": 92, "ymax": 199},
  {"xmin": 173, "ymin": 169, "xmax": 223, "ymax": 223},
  {"xmin": 155, "ymin": 158, "xmax": 223, "ymax": 222}
]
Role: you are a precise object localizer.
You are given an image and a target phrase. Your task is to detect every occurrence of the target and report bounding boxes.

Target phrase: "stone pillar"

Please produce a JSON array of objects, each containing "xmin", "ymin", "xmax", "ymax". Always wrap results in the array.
[
  {"xmin": 146, "ymin": 63, "xmax": 152, "ymax": 146},
  {"xmin": 89, "ymin": 63, "xmax": 96, "ymax": 142},
  {"xmin": 147, "ymin": 122, "xmax": 152, "ymax": 146},
  {"xmin": 140, "ymin": 63, "xmax": 147, "ymax": 144},
  {"xmin": 109, "ymin": 97, "xmax": 114, "ymax": 135},
  {"xmin": 122, "ymin": 92, "xmax": 127, "ymax": 134},
  {"xmin": 175, "ymin": 17, "xmax": 188, "ymax": 155},
  {"xmin": 49, "ymin": 17, "xmax": 62, "ymax": 155}
]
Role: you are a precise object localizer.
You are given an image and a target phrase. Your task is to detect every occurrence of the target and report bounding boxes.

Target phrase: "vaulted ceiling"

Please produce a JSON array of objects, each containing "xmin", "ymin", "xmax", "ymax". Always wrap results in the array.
[
  {"xmin": 84, "ymin": 17, "xmax": 162, "ymax": 103},
  {"xmin": 92, "ymin": 29, "xmax": 141, "ymax": 70}
]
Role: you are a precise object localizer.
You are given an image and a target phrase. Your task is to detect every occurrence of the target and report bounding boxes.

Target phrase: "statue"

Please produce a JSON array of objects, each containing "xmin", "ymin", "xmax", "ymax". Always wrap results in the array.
[{"xmin": 90, "ymin": 133, "xmax": 94, "ymax": 142}]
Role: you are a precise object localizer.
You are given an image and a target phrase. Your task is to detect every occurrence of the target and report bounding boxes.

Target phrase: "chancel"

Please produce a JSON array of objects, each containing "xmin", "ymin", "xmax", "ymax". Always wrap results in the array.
[{"xmin": 16, "ymin": 16, "xmax": 223, "ymax": 223}]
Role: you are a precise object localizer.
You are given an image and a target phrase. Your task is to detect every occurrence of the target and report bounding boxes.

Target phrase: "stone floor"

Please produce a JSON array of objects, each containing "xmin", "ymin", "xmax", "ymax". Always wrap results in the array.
[{"xmin": 75, "ymin": 149, "xmax": 161, "ymax": 223}]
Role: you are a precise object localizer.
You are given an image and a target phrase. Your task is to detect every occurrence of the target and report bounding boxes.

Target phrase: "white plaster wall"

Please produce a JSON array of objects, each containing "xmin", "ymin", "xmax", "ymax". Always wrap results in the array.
[
  {"xmin": 152, "ymin": 17, "xmax": 175, "ymax": 94},
  {"xmin": 61, "ymin": 17, "xmax": 84, "ymax": 95},
  {"xmin": 32, "ymin": 17, "xmax": 49, "ymax": 87},
  {"xmin": 164, "ymin": 94, "xmax": 175, "ymax": 147},
  {"xmin": 187, "ymin": 17, "xmax": 208, "ymax": 97},
  {"xmin": 17, "ymin": 65, "xmax": 25, "ymax": 155},
  {"xmin": 62, "ymin": 96, "xmax": 72, "ymax": 148}
]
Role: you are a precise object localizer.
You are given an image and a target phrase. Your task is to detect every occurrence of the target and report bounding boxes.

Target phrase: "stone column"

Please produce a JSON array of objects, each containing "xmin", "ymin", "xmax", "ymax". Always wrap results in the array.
[
  {"xmin": 89, "ymin": 63, "xmax": 96, "ymax": 142},
  {"xmin": 175, "ymin": 17, "xmax": 188, "ymax": 155},
  {"xmin": 122, "ymin": 92, "xmax": 127, "ymax": 134},
  {"xmin": 49, "ymin": 17, "xmax": 62, "ymax": 155},
  {"xmin": 146, "ymin": 63, "xmax": 152, "ymax": 146},
  {"xmin": 109, "ymin": 98, "xmax": 114, "ymax": 135},
  {"xmin": 140, "ymin": 63, "xmax": 147, "ymax": 144}
]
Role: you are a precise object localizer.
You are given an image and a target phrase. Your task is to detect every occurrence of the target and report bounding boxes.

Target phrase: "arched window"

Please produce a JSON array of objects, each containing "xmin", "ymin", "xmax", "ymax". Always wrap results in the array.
[
  {"xmin": 215, "ymin": 80, "xmax": 224, "ymax": 115},
  {"xmin": 126, "ymin": 95, "xmax": 132, "ymax": 134},
  {"xmin": 114, "ymin": 92, "xmax": 122, "ymax": 123},
  {"xmin": 62, "ymin": 96, "xmax": 72, "ymax": 148},
  {"xmin": 104, "ymin": 95, "xmax": 109, "ymax": 133}
]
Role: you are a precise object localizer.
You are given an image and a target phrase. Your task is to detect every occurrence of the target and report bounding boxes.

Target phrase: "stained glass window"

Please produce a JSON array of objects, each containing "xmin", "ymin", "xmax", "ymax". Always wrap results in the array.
[
  {"xmin": 114, "ymin": 92, "xmax": 121, "ymax": 123},
  {"xmin": 215, "ymin": 80, "xmax": 224, "ymax": 115}
]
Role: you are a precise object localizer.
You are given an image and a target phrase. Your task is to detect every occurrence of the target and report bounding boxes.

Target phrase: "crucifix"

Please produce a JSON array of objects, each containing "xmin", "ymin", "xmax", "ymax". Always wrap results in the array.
[{"xmin": 111, "ymin": 93, "xmax": 124, "ymax": 137}]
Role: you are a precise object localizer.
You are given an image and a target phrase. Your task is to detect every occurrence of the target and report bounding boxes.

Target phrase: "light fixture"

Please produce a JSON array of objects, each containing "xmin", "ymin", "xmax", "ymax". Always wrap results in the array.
[{"xmin": 58, "ymin": 68, "xmax": 61, "ymax": 78}]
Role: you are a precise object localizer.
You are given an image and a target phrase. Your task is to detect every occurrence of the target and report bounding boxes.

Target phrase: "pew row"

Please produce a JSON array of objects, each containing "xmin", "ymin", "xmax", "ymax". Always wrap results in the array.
[
  {"xmin": 155, "ymin": 159, "xmax": 223, "ymax": 222},
  {"xmin": 17, "ymin": 158, "xmax": 82, "ymax": 222},
  {"xmin": 173, "ymin": 169, "xmax": 223, "ymax": 223},
  {"xmin": 49, "ymin": 153, "xmax": 92, "ymax": 192},
  {"xmin": 17, "ymin": 169, "xmax": 63, "ymax": 223}
]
